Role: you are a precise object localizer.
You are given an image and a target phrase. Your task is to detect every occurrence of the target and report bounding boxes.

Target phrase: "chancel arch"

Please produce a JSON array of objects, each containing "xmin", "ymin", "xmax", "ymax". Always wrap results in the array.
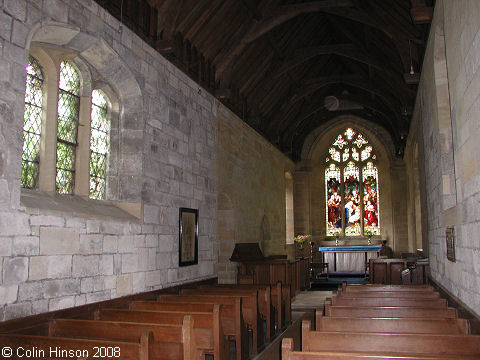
[{"xmin": 295, "ymin": 116, "xmax": 408, "ymax": 254}]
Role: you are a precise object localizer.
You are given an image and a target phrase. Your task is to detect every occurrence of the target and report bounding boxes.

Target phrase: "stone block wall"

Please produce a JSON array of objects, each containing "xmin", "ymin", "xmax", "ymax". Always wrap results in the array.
[
  {"xmin": 413, "ymin": 0, "xmax": 480, "ymax": 316},
  {"xmin": 0, "ymin": 0, "xmax": 216, "ymax": 321},
  {"xmin": 215, "ymin": 105, "xmax": 294, "ymax": 283}
]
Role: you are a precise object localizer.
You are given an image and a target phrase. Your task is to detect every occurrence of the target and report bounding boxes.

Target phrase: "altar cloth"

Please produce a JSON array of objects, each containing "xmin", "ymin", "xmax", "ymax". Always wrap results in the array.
[{"xmin": 318, "ymin": 245, "xmax": 381, "ymax": 252}]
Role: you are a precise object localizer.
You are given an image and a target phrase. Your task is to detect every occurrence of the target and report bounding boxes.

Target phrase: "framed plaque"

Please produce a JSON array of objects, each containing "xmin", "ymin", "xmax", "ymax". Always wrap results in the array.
[
  {"xmin": 446, "ymin": 227, "xmax": 455, "ymax": 262},
  {"xmin": 179, "ymin": 208, "xmax": 198, "ymax": 266}
]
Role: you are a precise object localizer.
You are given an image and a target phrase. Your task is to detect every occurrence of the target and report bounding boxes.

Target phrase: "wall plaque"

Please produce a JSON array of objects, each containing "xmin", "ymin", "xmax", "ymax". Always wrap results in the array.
[
  {"xmin": 446, "ymin": 227, "xmax": 455, "ymax": 262},
  {"xmin": 179, "ymin": 208, "xmax": 198, "ymax": 266}
]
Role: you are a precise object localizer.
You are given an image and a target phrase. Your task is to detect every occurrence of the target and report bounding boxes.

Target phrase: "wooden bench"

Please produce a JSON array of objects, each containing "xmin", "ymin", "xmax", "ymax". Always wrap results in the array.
[
  {"xmin": 302, "ymin": 320, "xmax": 480, "ymax": 358},
  {"xmin": 157, "ymin": 294, "xmax": 248, "ymax": 360},
  {"xmin": 129, "ymin": 300, "xmax": 239, "ymax": 359},
  {"xmin": 0, "ymin": 332, "xmax": 151, "ymax": 360},
  {"xmin": 335, "ymin": 289, "xmax": 441, "ymax": 299},
  {"xmin": 324, "ymin": 303, "xmax": 458, "ymax": 318},
  {"xmin": 198, "ymin": 282, "xmax": 290, "ymax": 332},
  {"xmin": 327, "ymin": 296, "xmax": 448, "ymax": 308},
  {"xmin": 181, "ymin": 287, "xmax": 269, "ymax": 344},
  {"xmin": 315, "ymin": 312, "xmax": 471, "ymax": 334},
  {"xmin": 48, "ymin": 316, "xmax": 205, "ymax": 360},
  {"xmin": 96, "ymin": 307, "xmax": 224, "ymax": 360},
  {"xmin": 341, "ymin": 283, "xmax": 434, "ymax": 292},
  {"xmin": 282, "ymin": 337, "xmax": 471, "ymax": 360}
]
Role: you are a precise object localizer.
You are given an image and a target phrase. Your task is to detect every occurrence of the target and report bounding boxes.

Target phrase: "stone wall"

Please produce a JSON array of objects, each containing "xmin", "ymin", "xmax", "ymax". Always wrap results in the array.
[
  {"xmin": 215, "ymin": 105, "xmax": 294, "ymax": 283},
  {"xmin": 412, "ymin": 0, "xmax": 480, "ymax": 316},
  {"xmin": 0, "ymin": 0, "xmax": 216, "ymax": 321}
]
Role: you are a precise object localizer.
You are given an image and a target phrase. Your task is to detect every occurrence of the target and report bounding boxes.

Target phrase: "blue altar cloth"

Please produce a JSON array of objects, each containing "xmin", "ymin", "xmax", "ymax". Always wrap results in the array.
[{"xmin": 318, "ymin": 245, "xmax": 381, "ymax": 252}]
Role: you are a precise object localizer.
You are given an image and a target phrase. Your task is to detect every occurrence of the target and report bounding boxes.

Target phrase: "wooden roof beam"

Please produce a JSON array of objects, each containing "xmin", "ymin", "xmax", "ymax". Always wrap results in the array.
[
  {"xmin": 411, "ymin": 6, "xmax": 433, "ymax": 24},
  {"xmin": 289, "ymin": 75, "xmax": 402, "ymax": 108},
  {"xmin": 240, "ymin": 0, "xmax": 263, "ymax": 20},
  {"xmin": 215, "ymin": 0, "xmax": 353, "ymax": 78},
  {"xmin": 243, "ymin": 1, "xmax": 354, "ymax": 43}
]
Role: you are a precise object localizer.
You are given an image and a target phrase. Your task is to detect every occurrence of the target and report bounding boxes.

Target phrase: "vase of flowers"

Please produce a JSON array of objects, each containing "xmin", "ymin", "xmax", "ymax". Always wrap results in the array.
[{"xmin": 294, "ymin": 235, "xmax": 311, "ymax": 259}]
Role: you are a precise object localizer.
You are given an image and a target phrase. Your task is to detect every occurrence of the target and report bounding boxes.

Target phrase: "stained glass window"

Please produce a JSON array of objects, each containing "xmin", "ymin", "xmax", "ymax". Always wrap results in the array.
[
  {"xmin": 325, "ymin": 164, "xmax": 342, "ymax": 236},
  {"xmin": 363, "ymin": 162, "xmax": 380, "ymax": 235},
  {"xmin": 22, "ymin": 56, "xmax": 44, "ymax": 189},
  {"xmin": 324, "ymin": 127, "xmax": 380, "ymax": 236},
  {"xmin": 89, "ymin": 90, "xmax": 110, "ymax": 200},
  {"xmin": 56, "ymin": 61, "xmax": 80, "ymax": 194}
]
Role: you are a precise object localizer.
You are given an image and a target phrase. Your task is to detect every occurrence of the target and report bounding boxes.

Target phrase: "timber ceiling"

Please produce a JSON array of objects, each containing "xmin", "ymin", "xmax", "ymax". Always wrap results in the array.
[{"xmin": 104, "ymin": 0, "xmax": 434, "ymax": 161}]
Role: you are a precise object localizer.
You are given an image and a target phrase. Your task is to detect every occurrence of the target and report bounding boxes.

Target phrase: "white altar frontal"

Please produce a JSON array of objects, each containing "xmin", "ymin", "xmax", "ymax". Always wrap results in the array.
[{"xmin": 318, "ymin": 245, "xmax": 381, "ymax": 274}]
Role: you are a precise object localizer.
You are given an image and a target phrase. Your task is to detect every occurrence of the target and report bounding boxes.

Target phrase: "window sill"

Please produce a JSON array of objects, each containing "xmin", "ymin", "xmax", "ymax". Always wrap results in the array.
[{"xmin": 20, "ymin": 189, "xmax": 142, "ymax": 221}]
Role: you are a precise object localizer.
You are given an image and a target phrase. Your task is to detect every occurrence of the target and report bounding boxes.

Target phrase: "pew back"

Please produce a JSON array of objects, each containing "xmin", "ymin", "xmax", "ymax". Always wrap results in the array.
[
  {"xmin": 0, "ymin": 332, "xmax": 151, "ymax": 360},
  {"xmin": 328, "ymin": 296, "xmax": 447, "ymax": 307},
  {"xmin": 325, "ymin": 304, "xmax": 458, "ymax": 318},
  {"xmin": 49, "ymin": 317, "xmax": 200, "ymax": 360},
  {"xmin": 315, "ymin": 312, "xmax": 471, "ymax": 334},
  {"xmin": 282, "ymin": 337, "xmax": 471, "ymax": 360},
  {"xmin": 302, "ymin": 320, "xmax": 480, "ymax": 357}
]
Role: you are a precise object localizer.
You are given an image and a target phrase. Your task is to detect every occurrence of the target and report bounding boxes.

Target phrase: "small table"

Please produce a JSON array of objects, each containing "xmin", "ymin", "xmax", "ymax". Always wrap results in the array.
[{"xmin": 318, "ymin": 245, "xmax": 381, "ymax": 274}]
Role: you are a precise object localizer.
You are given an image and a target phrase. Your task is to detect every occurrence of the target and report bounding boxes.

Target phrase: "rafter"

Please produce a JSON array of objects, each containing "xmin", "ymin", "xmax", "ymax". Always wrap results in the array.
[
  {"xmin": 215, "ymin": 0, "xmax": 354, "ymax": 78},
  {"xmin": 243, "ymin": 1, "xmax": 354, "ymax": 43}
]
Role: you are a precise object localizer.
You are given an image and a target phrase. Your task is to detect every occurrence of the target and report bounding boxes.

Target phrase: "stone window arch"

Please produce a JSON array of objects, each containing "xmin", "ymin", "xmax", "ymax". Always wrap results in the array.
[
  {"xmin": 325, "ymin": 127, "xmax": 380, "ymax": 237},
  {"xmin": 21, "ymin": 46, "xmax": 120, "ymax": 202}
]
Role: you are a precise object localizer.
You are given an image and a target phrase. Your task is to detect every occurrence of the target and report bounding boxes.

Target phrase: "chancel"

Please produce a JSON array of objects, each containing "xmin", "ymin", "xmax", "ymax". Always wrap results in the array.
[{"xmin": 0, "ymin": 0, "xmax": 480, "ymax": 359}]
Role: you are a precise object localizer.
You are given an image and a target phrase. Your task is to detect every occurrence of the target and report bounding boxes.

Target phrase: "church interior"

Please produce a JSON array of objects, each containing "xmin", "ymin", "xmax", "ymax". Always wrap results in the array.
[{"xmin": 1, "ymin": 0, "xmax": 480, "ymax": 358}]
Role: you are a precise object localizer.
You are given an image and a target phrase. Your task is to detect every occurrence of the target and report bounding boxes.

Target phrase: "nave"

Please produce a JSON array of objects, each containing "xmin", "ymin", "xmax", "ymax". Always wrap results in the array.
[{"xmin": 1, "ymin": 278, "xmax": 479, "ymax": 359}]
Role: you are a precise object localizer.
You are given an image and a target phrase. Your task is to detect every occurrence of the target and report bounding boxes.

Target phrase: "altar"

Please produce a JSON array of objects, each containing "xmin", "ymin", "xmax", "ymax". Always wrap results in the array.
[{"xmin": 318, "ymin": 245, "xmax": 381, "ymax": 274}]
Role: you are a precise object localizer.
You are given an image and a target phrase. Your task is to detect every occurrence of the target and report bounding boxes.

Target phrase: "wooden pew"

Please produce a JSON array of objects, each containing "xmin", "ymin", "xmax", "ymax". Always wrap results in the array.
[
  {"xmin": 0, "ymin": 331, "xmax": 151, "ymax": 360},
  {"xmin": 335, "ymin": 289, "xmax": 441, "ymax": 299},
  {"xmin": 315, "ymin": 312, "xmax": 471, "ymax": 334},
  {"xmin": 157, "ymin": 295, "xmax": 247, "ymax": 360},
  {"xmin": 302, "ymin": 320, "xmax": 480, "ymax": 358},
  {"xmin": 327, "ymin": 296, "xmax": 448, "ymax": 308},
  {"xmin": 96, "ymin": 307, "xmax": 224, "ymax": 360},
  {"xmin": 324, "ymin": 303, "xmax": 458, "ymax": 318},
  {"xmin": 341, "ymin": 283, "xmax": 434, "ymax": 292},
  {"xmin": 281, "ymin": 337, "xmax": 470, "ymax": 360},
  {"xmin": 48, "ymin": 316, "xmax": 203, "ymax": 360},
  {"xmin": 198, "ymin": 282, "xmax": 290, "ymax": 332},
  {"xmin": 181, "ymin": 287, "xmax": 271, "ymax": 342},
  {"xmin": 129, "ymin": 300, "xmax": 239, "ymax": 359},
  {"xmin": 168, "ymin": 291, "xmax": 261, "ymax": 354}
]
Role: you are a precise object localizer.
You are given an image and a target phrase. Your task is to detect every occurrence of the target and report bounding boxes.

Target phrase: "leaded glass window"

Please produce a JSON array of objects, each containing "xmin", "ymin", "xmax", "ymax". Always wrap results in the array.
[
  {"xmin": 89, "ymin": 90, "xmax": 110, "ymax": 200},
  {"xmin": 22, "ymin": 56, "xmax": 44, "ymax": 189},
  {"xmin": 56, "ymin": 61, "xmax": 80, "ymax": 194},
  {"xmin": 325, "ymin": 128, "xmax": 380, "ymax": 236}
]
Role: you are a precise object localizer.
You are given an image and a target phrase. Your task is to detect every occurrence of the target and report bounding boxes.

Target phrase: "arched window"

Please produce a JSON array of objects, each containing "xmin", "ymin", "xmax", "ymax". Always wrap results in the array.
[
  {"xmin": 56, "ymin": 61, "xmax": 80, "ymax": 194},
  {"xmin": 89, "ymin": 90, "xmax": 110, "ymax": 199},
  {"xmin": 21, "ymin": 56, "xmax": 44, "ymax": 189},
  {"xmin": 325, "ymin": 128, "xmax": 380, "ymax": 236}
]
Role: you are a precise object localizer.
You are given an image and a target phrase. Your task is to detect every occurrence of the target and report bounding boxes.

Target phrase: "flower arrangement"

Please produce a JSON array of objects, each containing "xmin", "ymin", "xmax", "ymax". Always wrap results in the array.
[{"xmin": 293, "ymin": 234, "xmax": 311, "ymax": 244}]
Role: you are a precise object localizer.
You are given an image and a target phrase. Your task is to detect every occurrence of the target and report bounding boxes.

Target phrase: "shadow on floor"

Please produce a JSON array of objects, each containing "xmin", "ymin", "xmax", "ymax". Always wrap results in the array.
[{"xmin": 310, "ymin": 273, "xmax": 369, "ymax": 291}]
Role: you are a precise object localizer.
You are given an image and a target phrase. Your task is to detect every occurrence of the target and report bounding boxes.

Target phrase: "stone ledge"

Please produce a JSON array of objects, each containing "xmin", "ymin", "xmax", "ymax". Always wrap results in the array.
[{"xmin": 20, "ymin": 189, "xmax": 142, "ymax": 221}]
